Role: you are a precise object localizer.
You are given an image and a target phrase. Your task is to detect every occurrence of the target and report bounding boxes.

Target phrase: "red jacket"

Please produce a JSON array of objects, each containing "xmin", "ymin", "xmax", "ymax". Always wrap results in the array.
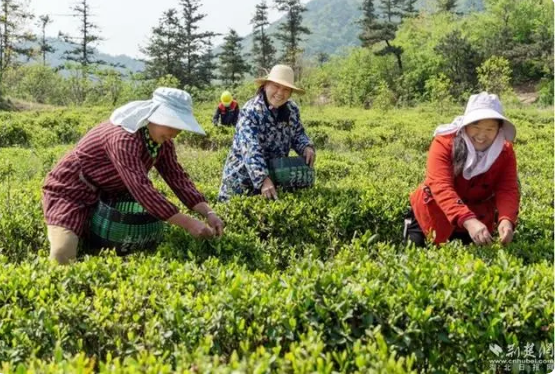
[{"xmin": 410, "ymin": 134, "xmax": 519, "ymax": 244}]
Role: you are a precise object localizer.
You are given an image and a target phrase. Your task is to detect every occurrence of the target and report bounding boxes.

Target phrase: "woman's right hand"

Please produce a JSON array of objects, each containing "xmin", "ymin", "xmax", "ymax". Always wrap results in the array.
[
  {"xmin": 463, "ymin": 218, "xmax": 492, "ymax": 245},
  {"xmin": 185, "ymin": 217, "xmax": 215, "ymax": 238},
  {"xmin": 261, "ymin": 177, "xmax": 278, "ymax": 200},
  {"xmin": 303, "ymin": 146, "xmax": 316, "ymax": 168},
  {"xmin": 168, "ymin": 213, "xmax": 215, "ymax": 238}
]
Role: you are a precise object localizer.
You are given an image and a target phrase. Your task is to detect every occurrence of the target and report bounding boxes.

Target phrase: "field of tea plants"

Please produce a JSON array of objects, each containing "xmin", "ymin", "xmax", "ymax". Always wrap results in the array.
[{"xmin": 0, "ymin": 102, "xmax": 553, "ymax": 373}]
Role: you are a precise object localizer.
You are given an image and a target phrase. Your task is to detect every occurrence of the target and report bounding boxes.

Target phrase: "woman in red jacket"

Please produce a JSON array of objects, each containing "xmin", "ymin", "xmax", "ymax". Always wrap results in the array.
[{"xmin": 405, "ymin": 92, "xmax": 519, "ymax": 246}]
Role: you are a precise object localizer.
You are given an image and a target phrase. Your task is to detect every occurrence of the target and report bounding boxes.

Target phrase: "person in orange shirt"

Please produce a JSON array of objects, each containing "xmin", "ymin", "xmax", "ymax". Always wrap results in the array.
[{"xmin": 405, "ymin": 92, "xmax": 519, "ymax": 247}]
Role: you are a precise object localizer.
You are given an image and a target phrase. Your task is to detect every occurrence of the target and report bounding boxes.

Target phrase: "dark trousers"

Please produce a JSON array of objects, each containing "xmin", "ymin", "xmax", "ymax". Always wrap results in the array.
[{"xmin": 403, "ymin": 208, "xmax": 472, "ymax": 247}]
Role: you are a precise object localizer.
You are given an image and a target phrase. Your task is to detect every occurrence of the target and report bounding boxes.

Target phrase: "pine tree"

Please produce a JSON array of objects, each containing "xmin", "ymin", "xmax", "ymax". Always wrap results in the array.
[
  {"xmin": 274, "ymin": 0, "xmax": 310, "ymax": 69},
  {"xmin": 0, "ymin": 0, "xmax": 35, "ymax": 73},
  {"xmin": 141, "ymin": 9, "xmax": 183, "ymax": 82},
  {"xmin": 178, "ymin": 0, "xmax": 217, "ymax": 89},
  {"xmin": 358, "ymin": 0, "xmax": 378, "ymax": 44},
  {"xmin": 402, "ymin": 0, "xmax": 419, "ymax": 16},
  {"xmin": 358, "ymin": 0, "xmax": 406, "ymax": 71},
  {"xmin": 142, "ymin": 0, "xmax": 216, "ymax": 88},
  {"xmin": 218, "ymin": 29, "xmax": 250, "ymax": 88},
  {"xmin": 437, "ymin": 0, "xmax": 458, "ymax": 13},
  {"xmin": 59, "ymin": 0, "xmax": 105, "ymax": 67},
  {"xmin": 251, "ymin": 0, "xmax": 276, "ymax": 76},
  {"xmin": 37, "ymin": 15, "xmax": 55, "ymax": 66},
  {"xmin": 197, "ymin": 36, "xmax": 217, "ymax": 88}
]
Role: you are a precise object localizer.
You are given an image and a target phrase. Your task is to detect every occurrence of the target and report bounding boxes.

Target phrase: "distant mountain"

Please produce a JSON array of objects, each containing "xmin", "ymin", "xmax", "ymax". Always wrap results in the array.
[
  {"xmin": 21, "ymin": 37, "xmax": 145, "ymax": 73},
  {"xmin": 24, "ymin": 0, "xmax": 484, "ymax": 74},
  {"xmin": 233, "ymin": 0, "xmax": 485, "ymax": 61}
]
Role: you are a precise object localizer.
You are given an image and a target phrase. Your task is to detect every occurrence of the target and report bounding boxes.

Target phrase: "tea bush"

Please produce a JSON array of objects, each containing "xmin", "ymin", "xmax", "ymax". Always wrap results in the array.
[{"xmin": 0, "ymin": 103, "xmax": 552, "ymax": 372}]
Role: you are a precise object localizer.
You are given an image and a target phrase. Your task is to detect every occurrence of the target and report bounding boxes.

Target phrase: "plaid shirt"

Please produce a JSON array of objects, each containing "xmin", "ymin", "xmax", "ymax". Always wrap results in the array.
[{"xmin": 42, "ymin": 122, "xmax": 206, "ymax": 236}]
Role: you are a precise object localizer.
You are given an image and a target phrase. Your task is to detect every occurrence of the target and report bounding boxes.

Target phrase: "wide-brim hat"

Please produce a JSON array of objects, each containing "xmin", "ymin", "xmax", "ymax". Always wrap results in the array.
[
  {"xmin": 254, "ymin": 64, "xmax": 305, "ymax": 94},
  {"xmin": 148, "ymin": 87, "xmax": 205, "ymax": 135},
  {"xmin": 461, "ymin": 92, "xmax": 516, "ymax": 141}
]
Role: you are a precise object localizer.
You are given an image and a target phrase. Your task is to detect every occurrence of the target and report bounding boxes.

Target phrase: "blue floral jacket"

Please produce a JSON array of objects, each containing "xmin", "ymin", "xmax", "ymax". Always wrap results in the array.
[{"xmin": 218, "ymin": 92, "xmax": 313, "ymax": 201}]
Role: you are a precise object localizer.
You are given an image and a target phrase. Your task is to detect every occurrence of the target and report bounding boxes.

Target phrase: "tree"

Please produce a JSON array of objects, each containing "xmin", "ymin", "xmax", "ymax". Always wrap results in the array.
[
  {"xmin": 1, "ymin": 64, "xmax": 62, "ymax": 104},
  {"xmin": 178, "ymin": 0, "xmax": 217, "ymax": 89},
  {"xmin": 251, "ymin": 0, "xmax": 276, "ymax": 76},
  {"xmin": 218, "ymin": 29, "xmax": 250, "ymax": 88},
  {"xmin": 477, "ymin": 0, "xmax": 554, "ymax": 82},
  {"xmin": 141, "ymin": 9, "xmax": 183, "ymax": 82},
  {"xmin": 0, "ymin": 0, "xmax": 35, "ymax": 76},
  {"xmin": 434, "ymin": 30, "xmax": 482, "ymax": 99},
  {"xmin": 358, "ymin": 0, "xmax": 378, "ymax": 44},
  {"xmin": 90, "ymin": 67, "xmax": 124, "ymax": 106},
  {"xmin": 142, "ymin": 0, "xmax": 216, "ymax": 88},
  {"xmin": 402, "ymin": 0, "xmax": 419, "ymax": 17},
  {"xmin": 59, "ymin": 0, "xmax": 105, "ymax": 67},
  {"xmin": 274, "ymin": 0, "xmax": 310, "ymax": 69},
  {"xmin": 358, "ymin": 0, "xmax": 405, "ymax": 71},
  {"xmin": 196, "ymin": 36, "xmax": 217, "ymax": 88},
  {"xmin": 316, "ymin": 52, "xmax": 329, "ymax": 66},
  {"xmin": 425, "ymin": 73, "xmax": 454, "ymax": 113},
  {"xmin": 37, "ymin": 15, "xmax": 55, "ymax": 66},
  {"xmin": 477, "ymin": 56, "xmax": 512, "ymax": 96},
  {"xmin": 436, "ymin": 0, "xmax": 458, "ymax": 13}
]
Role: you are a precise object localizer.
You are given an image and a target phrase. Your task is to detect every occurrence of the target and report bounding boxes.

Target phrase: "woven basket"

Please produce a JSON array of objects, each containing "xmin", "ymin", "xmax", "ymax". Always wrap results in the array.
[
  {"xmin": 268, "ymin": 156, "xmax": 315, "ymax": 189},
  {"xmin": 87, "ymin": 194, "xmax": 165, "ymax": 255}
]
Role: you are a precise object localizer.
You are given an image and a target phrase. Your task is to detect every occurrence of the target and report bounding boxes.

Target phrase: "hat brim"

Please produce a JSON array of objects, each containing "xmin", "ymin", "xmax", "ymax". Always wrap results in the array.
[
  {"xmin": 255, "ymin": 78, "xmax": 305, "ymax": 95},
  {"xmin": 462, "ymin": 109, "xmax": 516, "ymax": 141},
  {"xmin": 148, "ymin": 104, "xmax": 206, "ymax": 135}
]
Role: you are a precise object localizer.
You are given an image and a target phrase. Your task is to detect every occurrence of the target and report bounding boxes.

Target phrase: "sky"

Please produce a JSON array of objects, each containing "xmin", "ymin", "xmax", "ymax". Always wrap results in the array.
[{"xmin": 28, "ymin": 0, "xmax": 290, "ymax": 59}]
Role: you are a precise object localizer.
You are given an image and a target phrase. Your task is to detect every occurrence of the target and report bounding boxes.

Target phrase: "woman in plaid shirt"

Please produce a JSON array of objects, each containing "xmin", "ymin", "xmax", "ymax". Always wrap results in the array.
[{"xmin": 43, "ymin": 88, "xmax": 224, "ymax": 264}]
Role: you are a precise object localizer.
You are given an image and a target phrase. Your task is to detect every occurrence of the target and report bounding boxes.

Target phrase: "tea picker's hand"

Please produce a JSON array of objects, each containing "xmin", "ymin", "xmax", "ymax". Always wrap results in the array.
[
  {"xmin": 206, "ymin": 211, "xmax": 225, "ymax": 237},
  {"xmin": 303, "ymin": 146, "xmax": 316, "ymax": 168},
  {"xmin": 185, "ymin": 217, "xmax": 215, "ymax": 238},
  {"xmin": 463, "ymin": 218, "xmax": 492, "ymax": 245},
  {"xmin": 261, "ymin": 177, "xmax": 278, "ymax": 200},
  {"xmin": 498, "ymin": 219, "xmax": 514, "ymax": 245},
  {"xmin": 168, "ymin": 213, "xmax": 214, "ymax": 239}
]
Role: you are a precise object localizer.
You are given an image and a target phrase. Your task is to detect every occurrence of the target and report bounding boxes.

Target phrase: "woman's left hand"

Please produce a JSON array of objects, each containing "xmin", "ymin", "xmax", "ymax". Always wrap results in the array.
[
  {"xmin": 207, "ymin": 213, "xmax": 225, "ymax": 237},
  {"xmin": 498, "ymin": 219, "xmax": 514, "ymax": 245},
  {"xmin": 303, "ymin": 146, "xmax": 316, "ymax": 168}
]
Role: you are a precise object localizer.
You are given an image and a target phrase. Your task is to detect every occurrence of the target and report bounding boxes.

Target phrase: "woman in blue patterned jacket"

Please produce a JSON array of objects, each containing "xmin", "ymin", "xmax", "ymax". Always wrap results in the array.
[{"xmin": 218, "ymin": 65, "xmax": 315, "ymax": 201}]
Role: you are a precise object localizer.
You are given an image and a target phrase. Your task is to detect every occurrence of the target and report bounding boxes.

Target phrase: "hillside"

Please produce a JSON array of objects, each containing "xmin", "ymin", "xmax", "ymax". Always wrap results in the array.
[
  {"xmin": 22, "ymin": 0, "xmax": 486, "ymax": 72},
  {"xmin": 20, "ymin": 37, "xmax": 145, "ymax": 73},
  {"xmin": 236, "ymin": 0, "xmax": 485, "ymax": 60}
]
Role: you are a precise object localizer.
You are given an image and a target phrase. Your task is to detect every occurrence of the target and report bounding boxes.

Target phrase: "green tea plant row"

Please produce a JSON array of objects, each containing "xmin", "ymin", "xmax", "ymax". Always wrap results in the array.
[
  {"xmin": 0, "ymin": 239, "xmax": 552, "ymax": 372},
  {"xmin": 0, "ymin": 104, "xmax": 552, "ymax": 371}
]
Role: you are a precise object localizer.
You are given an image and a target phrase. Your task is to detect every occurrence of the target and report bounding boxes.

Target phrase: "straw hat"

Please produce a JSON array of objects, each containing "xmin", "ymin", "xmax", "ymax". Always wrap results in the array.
[{"xmin": 254, "ymin": 64, "xmax": 305, "ymax": 94}]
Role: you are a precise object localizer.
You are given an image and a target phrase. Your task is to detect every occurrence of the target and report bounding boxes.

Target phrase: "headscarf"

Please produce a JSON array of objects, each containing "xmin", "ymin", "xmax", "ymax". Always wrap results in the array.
[{"xmin": 434, "ymin": 116, "xmax": 506, "ymax": 180}]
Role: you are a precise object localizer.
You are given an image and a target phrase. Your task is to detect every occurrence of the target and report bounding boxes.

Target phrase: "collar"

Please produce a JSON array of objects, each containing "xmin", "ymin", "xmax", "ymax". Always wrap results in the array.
[
  {"xmin": 258, "ymin": 91, "xmax": 290, "ymax": 123},
  {"xmin": 141, "ymin": 127, "xmax": 162, "ymax": 158}
]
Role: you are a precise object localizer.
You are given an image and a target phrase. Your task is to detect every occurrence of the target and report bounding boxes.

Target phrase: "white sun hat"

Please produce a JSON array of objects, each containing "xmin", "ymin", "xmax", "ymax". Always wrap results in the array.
[
  {"xmin": 461, "ymin": 92, "xmax": 516, "ymax": 141},
  {"xmin": 110, "ymin": 87, "xmax": 206, "ymax": 135}
]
